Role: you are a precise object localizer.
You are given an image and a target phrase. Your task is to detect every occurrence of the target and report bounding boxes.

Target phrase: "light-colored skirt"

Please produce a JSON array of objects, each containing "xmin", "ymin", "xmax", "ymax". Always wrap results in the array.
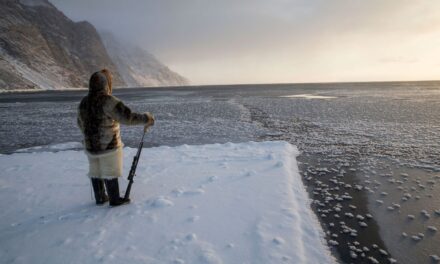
[{"xmin": 86, "ymin": 148, "xmax": 123, "ymax": 179}]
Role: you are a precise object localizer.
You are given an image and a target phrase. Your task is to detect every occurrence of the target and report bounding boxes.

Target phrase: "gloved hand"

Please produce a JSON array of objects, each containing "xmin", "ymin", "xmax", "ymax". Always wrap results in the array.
[{"xmin": 145, "ymin": 112, "xmax": 155, "ymax": 127}]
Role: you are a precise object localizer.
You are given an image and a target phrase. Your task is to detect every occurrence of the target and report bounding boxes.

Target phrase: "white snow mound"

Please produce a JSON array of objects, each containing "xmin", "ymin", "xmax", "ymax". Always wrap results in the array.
[{"xmin": 0, "ymin": 141, "xmax": 335, "ymax": 264}]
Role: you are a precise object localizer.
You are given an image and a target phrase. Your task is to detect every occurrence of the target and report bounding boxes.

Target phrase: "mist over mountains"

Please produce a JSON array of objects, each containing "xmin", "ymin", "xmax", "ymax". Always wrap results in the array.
[
  {"xmin": 100, "ymin": 32, "xmax": 188, "ymax": 88},
  {"xmin": 0, "ymin": 0, "xmax": 188, "ymax": 91}
]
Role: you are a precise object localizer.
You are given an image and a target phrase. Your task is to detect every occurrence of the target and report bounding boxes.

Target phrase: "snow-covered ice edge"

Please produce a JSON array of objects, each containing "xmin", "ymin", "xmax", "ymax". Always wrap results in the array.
[{"xmin": 0, "ymin": 141, "xmax": 335, "ymax": 264}]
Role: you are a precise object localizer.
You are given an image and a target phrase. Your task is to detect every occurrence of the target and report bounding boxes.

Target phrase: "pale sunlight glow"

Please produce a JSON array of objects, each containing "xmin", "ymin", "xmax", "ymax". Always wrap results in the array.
[{"xmin": 52, "ymin": 0, "xmax": 440, "ymax": 84}]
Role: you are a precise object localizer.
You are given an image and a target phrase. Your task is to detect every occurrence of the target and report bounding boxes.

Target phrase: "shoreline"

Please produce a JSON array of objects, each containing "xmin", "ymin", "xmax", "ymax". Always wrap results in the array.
[
  {"xmin": 2, "ymin": 79, "xmax": 440, "ymax": 95},
  {"xmin": 297, "ymin": 153, "xmax": 393, "ymax": 263}
]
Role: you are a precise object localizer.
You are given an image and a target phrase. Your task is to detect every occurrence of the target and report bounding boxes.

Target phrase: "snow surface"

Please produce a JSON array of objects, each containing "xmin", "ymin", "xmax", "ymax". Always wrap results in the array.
[{"xmin": 0, "ymin": 141, "xmax": 335, "ymax": 264}]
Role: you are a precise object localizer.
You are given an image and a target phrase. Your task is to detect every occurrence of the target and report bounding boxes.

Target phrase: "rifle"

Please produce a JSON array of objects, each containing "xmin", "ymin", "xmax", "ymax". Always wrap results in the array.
[{"xmin": 124, "ymin": 125, "xmax": 150, "ymax": 200}]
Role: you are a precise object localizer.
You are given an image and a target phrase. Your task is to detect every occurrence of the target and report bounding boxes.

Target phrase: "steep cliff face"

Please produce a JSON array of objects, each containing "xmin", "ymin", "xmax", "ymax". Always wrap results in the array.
[
  {"xmin": 0, "ymin": 0, "xmax": 123, "ymax": 90},
  {"xmin": 100, "ymin": 32, "xmax": 189, "ymax": 87},
  {"xmin": 0, "ymin": 0, "xmax": 189, "ymax": 90}
]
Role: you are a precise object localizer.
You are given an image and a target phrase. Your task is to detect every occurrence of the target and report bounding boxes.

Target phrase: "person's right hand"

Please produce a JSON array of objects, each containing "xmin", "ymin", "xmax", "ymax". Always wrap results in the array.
[{"xmin": 145, "ymin": 112, "xmax": 155, "ymax": 127}]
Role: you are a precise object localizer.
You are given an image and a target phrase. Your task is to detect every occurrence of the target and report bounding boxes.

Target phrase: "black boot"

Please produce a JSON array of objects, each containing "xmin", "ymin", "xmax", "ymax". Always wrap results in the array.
[
  {"xmin": 91, "ymin": 178, "xmax": 109, "ymax": 205},
  {"xmin": 104, "ymin": 179, "xmax": 130, "ymax": 206}
]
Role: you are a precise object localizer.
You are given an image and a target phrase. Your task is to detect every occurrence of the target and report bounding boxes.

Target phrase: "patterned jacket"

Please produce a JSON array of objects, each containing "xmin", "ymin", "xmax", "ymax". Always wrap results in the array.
[{"xmin": 77, "ymin": 70, "xmax": 150, "ymax": 154}]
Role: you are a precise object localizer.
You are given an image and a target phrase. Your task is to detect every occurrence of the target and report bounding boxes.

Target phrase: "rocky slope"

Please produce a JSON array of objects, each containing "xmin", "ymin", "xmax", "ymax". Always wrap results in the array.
[
  {"xmin": 0, "ymin": 0, "xmax": 188, "ymax": 90},
  {"xmin": 0, "ymin": 0, "xmax": 123, "ymax": 90},
  {"xmin": 100, "ymin": 32, "xmax": 189, "ymax": 87}
]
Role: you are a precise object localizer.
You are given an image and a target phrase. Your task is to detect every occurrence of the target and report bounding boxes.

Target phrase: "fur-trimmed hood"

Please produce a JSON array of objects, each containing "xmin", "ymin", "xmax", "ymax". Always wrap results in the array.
[{"xmin": 88, "ymin": 69, "xmax": 112, "ymax": 96}]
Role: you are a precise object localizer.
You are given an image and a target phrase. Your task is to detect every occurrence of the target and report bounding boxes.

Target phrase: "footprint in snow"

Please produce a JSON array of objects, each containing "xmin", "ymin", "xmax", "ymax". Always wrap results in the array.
[
  {"xmin": 183, "ymin": 189, "xmax": 205, "ymax": 196},
  {"xmin": 207, "ymin": 176, "xmax": 218, "ymax": 183},
  {"xmin": 149, "ymin": 197, "xmax": 174, "ymax": 208},
  {"xmin": 272, "ymin": 237, "xmax": 285, "ymax": 245},
  {"xmin": 172, "ymin": 188, "xmax": 205, "ymax": 197},
  {"xmin": 275, "ymin": 161, "xmax": 284, "ymax": 168},
  {"xmin": 187, "ymin": 216, "xmax": 200, "ymax": 223}
]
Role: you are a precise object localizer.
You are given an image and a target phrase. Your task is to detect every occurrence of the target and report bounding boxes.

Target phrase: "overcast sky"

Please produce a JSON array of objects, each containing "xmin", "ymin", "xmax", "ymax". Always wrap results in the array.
[{"xmin": 51, "ymin": 0, "xmax": 440, "ymax": 85}]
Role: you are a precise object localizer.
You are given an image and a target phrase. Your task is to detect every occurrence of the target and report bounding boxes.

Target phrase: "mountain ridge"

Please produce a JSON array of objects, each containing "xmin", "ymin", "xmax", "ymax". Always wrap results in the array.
[
  {"xmin": 100, "ymin": 32, "xmax": 189, "ymax": 88},
  {"xmin": 0, "ymin": 0, "xmax": 188, "ymax": 90}
]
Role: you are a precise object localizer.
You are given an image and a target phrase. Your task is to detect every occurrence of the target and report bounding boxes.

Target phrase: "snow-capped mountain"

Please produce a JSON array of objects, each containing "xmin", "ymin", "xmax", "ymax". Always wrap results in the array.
[
  {"xmin": 100, "ymin": 32, "xmax": 189, "ymax": 87},
  {"xmin": 0, "ymin": 0, "xmax": 188, "ymax": 91}
]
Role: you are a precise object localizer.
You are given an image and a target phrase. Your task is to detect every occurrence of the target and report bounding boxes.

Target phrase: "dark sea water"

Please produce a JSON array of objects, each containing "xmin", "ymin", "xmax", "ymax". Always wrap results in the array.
[{"xmin": 1, "ymin": 82, "xmax": 440, "ymax": 263}]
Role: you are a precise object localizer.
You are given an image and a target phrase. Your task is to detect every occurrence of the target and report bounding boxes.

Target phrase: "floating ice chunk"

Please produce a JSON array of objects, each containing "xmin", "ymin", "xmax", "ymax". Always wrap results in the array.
[
  {"xmin": 389, "ymin": 258, "xmax": 397, "ymax": 263},
  {"xmin": 356, "ymin": 215, "xmax": 365, "ymax": 220},
  {"xmin": 359, "ymin": 222, "xmax": 368, "ymax": 228},
  {"xmin": 421, "ymin": 210, "xmax": 430, "ymax": 218},
  {"xmin": 350, "ymin": 251, "xmax": 357, "ymax": 259},
  {"xmin": 380, "ymin": 192, "xmax": 388, "ymax": 196},
  {"xmin": 368, "ymin": 256, "xmax": 379, "ymax": 264},
  {"xmin": 342, "ymin": 194, "xmax": 352, "ymax": 200},
  {"xmin": 427, "ymin": 226, "xmax": 437, "ymax": 232},
  {"xmin": 379, "ymin": 249, "xmax": 388, "ymax": 256},
  {"xmin": 365, "ymin": 214, "xmax": 373, "ymax": 219},
  {"xmin": 328, "ymin": 240, "xmax": 339, "ymax": 246},
  {"xmin": 431, "ymin": 255, "xmax": 440, "ymax": 262},
  {"xmin": 402, "ymin": 232, "xmax": 408, "ymax": 237},
  {"xmin": 345, "ymin": 213, "xmax": 354, "ymax": 218},
  {"xmin": 407, "ymin": 215, "xmax": 415, "ymax": 220},
  {"xmin": 411, "ymin": 235, "xmax": 421, "ymax": 242},
  {"xmin": 376, "ymin": 200, "xmax": 384, "ymax": 205}
]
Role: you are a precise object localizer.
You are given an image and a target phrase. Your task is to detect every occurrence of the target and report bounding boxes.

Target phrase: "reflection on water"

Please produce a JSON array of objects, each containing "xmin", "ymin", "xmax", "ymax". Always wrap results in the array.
[{"xmin": 280, "ymin": 94, "xmax": 337, "ymax": 99}]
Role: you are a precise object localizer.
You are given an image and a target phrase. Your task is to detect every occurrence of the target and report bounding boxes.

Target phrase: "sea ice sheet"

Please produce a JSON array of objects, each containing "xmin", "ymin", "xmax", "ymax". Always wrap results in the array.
[{"xmin": 0, "ymin": 141, "xmax": 335, "ymax": 264}]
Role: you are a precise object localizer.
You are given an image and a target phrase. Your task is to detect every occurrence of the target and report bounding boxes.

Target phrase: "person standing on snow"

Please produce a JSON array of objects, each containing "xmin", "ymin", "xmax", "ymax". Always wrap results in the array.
[{"xmin": 77, "ymin": 69, "xmax": 154, "ymax": 206}]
